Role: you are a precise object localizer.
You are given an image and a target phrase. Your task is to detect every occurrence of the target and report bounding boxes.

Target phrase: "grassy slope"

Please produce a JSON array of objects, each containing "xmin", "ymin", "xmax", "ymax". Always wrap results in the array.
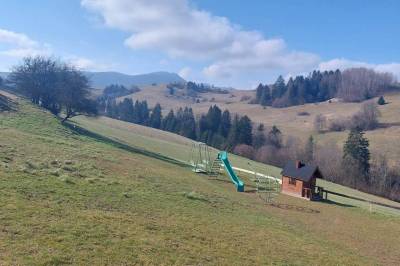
[
  {"xmin": 73, "ymin": 115, "xmax": 400, "ymax": 216},
  {"xmin": 124, "ymin": 85, "xmax": 400, "ymax": 165},
  {"xmin": 1, "ymin": 97, "xmax": 400, "ymax": 265}
]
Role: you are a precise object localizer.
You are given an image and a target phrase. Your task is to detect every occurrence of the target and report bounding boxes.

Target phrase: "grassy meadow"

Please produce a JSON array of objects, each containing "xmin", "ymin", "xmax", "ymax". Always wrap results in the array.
[{"xmin": 1, "ymin": 93, "xmax": 400, "ymax": 265}]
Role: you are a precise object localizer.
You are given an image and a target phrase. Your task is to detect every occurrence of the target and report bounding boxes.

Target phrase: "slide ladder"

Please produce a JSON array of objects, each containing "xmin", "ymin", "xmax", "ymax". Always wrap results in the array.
[
  {"xmin": 209, "ymin": 158, "xmax": 222, "ymax": 178},
  {"xmin": 218, "ymin": 151, "xmax": 245, "ymax": 192}
]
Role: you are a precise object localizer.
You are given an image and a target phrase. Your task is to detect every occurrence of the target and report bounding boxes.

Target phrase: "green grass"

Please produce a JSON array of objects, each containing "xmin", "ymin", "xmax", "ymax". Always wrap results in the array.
[
  {"xmin": 1, "ymin": 97, "xmax": 400, "ymax": 265},
  {"xmin": 72, "ymin": 116, "xmax": 282, "ymax": 178},
  {"xmin": 73, "ymin": 115, "xmax": 400, "ymax": 216}
]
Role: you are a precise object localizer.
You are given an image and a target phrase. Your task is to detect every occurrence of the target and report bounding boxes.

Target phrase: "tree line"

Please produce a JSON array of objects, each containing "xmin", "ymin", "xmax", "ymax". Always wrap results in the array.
[
  {"xmin": 98, "ymin": 96, "xmax": 286, "ymax": 159},
  {"xmin": 98, "ymin": 99, "xmax": 262, "ymax": 150},
  {"xmin": 167, "ymin": 81, "xmax": 229, "ymax": 98},
  {"xmin": 253, "ymin": 68, "xmax": 396, "ymax": 107}
]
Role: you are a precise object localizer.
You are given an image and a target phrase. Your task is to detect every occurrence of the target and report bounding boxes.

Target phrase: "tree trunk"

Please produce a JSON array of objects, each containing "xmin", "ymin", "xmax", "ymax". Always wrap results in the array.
[{"xmin": 61, "ymin": 113, "xmax": 71, "ymax": 123}]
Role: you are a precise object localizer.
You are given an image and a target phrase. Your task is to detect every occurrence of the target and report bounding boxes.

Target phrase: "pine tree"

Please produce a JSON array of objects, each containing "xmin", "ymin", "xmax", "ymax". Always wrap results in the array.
[
  {"xmin": 106, "ymin": 98, "xmax": 118, "ymax": 118},
  {"xmin": 377, "ymin": 96, "xmax": 386, "ymax": 105},
  {"xmin": 272, "ymin": 75, "xmax": 286, "ymax": 99},
  {"xmin": 133, "ymin": 100, "xmax": 141, "ymax": 124},
  {"xmin": 260, "ymin": 85, "xmax": 271, "ymax": 106},
  {"xmin": 206, "ymin": 105, "xmax": 222, "ymax": 132},
  {"xmin": 267, "ymin": 125, "xmax": 282, "ymax": 148},
  {"xmin": 255, "ymin": 84, "xmax": 264, "ymax": 103},
  {"xmin": 118, "ymin": 98, "xmax": 134, "ymax": 122},
  {"xmin": 162, "ymin": 109, "xmax": 177, "ymax": 132},
  {"xmin": 149, "ymin": 103, "xmax": 162, "ymax": 129},
  {"xmin": 140, "ymin": 101, "xmax": 149, "ymax": 125},
  {"xmin": 304, "ymin": 135, "xmax": 315, "ymax": 162},
  {"xmin": 175, "ymin": 107, "xmax": 184, "ymax": 134},
  {"xmin": 180, "ymin": 107, "xmax": 196, "ymax": 139},
  {"xmin": 237, "ymin": 116, "xmax": 253, "ymax": 145},
  {"xmin": 343, "ymin": 128, "xmax": 371, "ymax": 182},
  {"xmin": 226, "ymin": 114, "xmax": 240, "ymax": 150},
  {"xmin": 253, "ymin": 123, "xmax": 266, "ymax": 149},
  {"xmin": 219, "ymin": 110, "xmax": 231, "ymax": 138}
]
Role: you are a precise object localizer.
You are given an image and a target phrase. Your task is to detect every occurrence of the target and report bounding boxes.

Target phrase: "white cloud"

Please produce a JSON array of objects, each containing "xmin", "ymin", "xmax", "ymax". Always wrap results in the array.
[
  {"xmin": 66, "ymin": 55, "xmax": 111, "ymax": 71},
  {"xmin": 178, "ymin": 67, "xmax": 191, "ymax": 79},
  {"xmin": 159, "ymin": 59, "xmax": 169, "ymax": 66},
  {"xmin": 82, "ymin": 0, "xmax": 400, "ymax": 85},
  {"xmin": 319, "ymin": 58, "xmax": 400, "ymax": 80},
  {"xmin": 81, "ymin": 0, "xmax": 320, "ymax": 79},
  {"xmin": 0, "ymin": 28, "xmax": 113, "ymax": 73},
  {"xmin": 0, "ymin": 28, "xmax": 50, "ymax": 59},
  {"xmin": 0, "ymin": 29, "xmax": 38, "ymax": 48}
]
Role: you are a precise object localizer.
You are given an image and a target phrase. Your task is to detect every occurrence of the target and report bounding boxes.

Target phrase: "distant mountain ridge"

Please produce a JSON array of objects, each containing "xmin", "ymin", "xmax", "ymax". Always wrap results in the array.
[
  {"xmin": 85, "ymin": 71, "xmax": 185, "ymax": 88},
  {"xmin": 0, "ymin": 71, "xmax": 185, "ymax": 89}
]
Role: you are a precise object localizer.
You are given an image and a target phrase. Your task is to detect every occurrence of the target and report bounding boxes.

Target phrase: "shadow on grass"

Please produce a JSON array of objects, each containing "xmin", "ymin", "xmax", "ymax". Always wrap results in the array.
[
  {"xmin": 323, "ymin": 189, "xmax": 400, "ymax": 211},
  {"xmin": 64, "ymin": 122, "xmax": 190, "ymax": 169},
  {"xmin": 244, "ymin": 189, "xmax": 257, "ymax": 193},
  {"xmin": 320, "ymin": 199, "xmax": 355, "ymax": 208},
  {"xmin": 209, "ymin": 176, "xmax": 258, "ymax": 190},
  {"xmin": 379, "ymin": 122, "xmax": 400, "ymax": 128},
  {"xmin": 0, "ymin": 94, "xmax": 17, "ymax": 112}
]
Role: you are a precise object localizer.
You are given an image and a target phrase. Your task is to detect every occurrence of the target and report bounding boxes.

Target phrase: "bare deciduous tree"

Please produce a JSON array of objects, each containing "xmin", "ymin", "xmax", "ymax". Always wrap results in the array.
[
  {"xmin": 233, "ymin": 144, "xmax": 255, "ymax": 159},
  {"xmin": 314, "ymin": 142, "xmax": 343, "ymax": 183},
  {"xmin": 313, "ymin": 114, "xmax": 327, "ymax": 132},
  {"xmin": 351, "ymin": 101, "xmax": 381, "ymax": 130},
  {"xmin": 338, "ymin": 68, "xmax": 394, "ymax": 102}
]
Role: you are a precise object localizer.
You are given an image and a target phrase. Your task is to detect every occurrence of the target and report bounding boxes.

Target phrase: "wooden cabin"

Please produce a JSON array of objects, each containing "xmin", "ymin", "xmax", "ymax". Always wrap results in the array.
[{"xmin": 281, "ymin": 160, "xmax": 324, "ymax": 200}]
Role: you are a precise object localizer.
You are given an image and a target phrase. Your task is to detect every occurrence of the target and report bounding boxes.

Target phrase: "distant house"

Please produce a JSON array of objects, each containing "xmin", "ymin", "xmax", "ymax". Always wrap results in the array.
[{"xmin": 281, "ymin": 160, "xmax": 325, "ymax": 200}]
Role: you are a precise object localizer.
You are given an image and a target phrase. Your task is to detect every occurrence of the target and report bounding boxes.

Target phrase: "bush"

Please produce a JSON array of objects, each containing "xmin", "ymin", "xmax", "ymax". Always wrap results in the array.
[
  {"xmin": 297, "ymin": 111, "xmax": 310, "ymax": 116},
  {"xmin": 233, "ymin": 144, "xmax": 255, "ymax": 160},
  {"xmin": 350, "ymin": 102, "xmax": 381, "ymax": 130},
  {"xmin": 328, "ymin": 118, "xmax": 348, "ymax": 132},
  {"xmin": 248, "ymin": 98, "xmax": 259, "ymax": 104},
  {"xmin": 240, "ymin": 95, "xmax": 252, "ymax": 102}
]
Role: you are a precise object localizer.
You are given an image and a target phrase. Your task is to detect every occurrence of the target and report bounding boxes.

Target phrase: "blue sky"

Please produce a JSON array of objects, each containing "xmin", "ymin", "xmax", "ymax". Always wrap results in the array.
[{"xmin": 0, "ymin": 0, "xmax": 399, "ymax": 88}]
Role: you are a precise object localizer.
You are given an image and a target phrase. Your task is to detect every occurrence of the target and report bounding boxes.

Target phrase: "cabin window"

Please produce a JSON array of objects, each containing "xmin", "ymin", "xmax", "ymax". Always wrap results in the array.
[{"xmin": 289, "ymin": 178, "xmax": 296, "ymax": 185}]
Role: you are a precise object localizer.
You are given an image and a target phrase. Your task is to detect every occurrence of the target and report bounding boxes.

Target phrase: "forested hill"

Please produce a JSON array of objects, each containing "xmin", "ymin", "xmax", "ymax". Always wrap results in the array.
[{"xmin": 253, "ymin": 68, "xmax": 397, "ymax": 108}]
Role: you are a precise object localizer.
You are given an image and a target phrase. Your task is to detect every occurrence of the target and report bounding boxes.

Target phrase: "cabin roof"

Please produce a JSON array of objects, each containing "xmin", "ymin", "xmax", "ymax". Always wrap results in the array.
[{"xmin": 281, "ymin": 160, "xmax": 323, "ymax": 182}]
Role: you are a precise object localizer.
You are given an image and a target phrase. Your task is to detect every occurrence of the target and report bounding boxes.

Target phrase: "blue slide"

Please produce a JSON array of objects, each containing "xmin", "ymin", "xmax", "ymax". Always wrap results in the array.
[{"xmin": 218, "ymin": 151, "xmax": 245, "ymax": 192}]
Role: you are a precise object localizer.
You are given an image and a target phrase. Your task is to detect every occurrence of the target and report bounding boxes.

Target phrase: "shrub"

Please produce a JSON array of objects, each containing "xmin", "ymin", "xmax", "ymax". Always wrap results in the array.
[
  {"xmin": 297, "ymin": 111, "xmax": 310, "ymax": 116},
  {"xmin": 350, "ymin": 102, "xmax": 381, "ymax": 130},
  {"xmin": 240, "ymin": 95, "xmax": 252, "ymax": 102},
  {"xmin": 328, "ymin": 118, "xmax": 348, "ymax": 132},
  {"xmin": 233, "ymin": 144, "xmax": 255, "ymax": 160}
]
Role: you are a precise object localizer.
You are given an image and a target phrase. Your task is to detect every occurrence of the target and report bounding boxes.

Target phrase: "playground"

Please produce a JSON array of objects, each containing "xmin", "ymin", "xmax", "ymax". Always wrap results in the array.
[
  {"xmin": 73, "ymin": 115, "xmax": 400, "ymax": 216},
  {"xmin": 190, "ymin": 142, "xmax": 281, "ymax": 202},
  {"xmin": 189, "ymin": 142, "xmax": 400, "ymax": 212}
]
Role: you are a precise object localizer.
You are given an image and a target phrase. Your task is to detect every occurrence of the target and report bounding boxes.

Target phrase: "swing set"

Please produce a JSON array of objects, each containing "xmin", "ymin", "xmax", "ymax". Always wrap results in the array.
[{"xmin": 189, "ymin": 142, "xmax": 213, "ymax": 173}]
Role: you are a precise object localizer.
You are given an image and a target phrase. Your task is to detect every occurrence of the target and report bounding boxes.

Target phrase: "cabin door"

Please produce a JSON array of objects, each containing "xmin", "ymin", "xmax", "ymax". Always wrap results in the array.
[{"xmin": 302, "ymin": 188, "xmax": 311, "ymax": 199}]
